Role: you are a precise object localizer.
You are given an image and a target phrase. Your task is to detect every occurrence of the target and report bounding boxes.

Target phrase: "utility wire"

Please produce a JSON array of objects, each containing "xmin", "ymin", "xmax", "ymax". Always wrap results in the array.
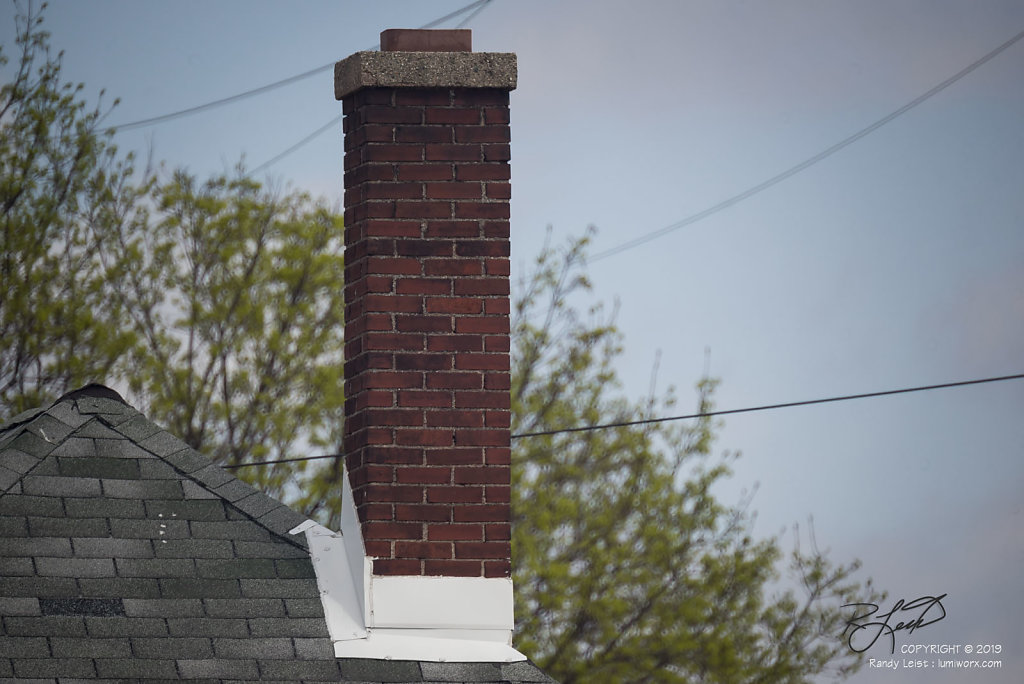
[
  {"xmin": 244, "ymin": 0, "xmax": 496, "ymax": 176},
  {"xmin": 221, "ymin": 372, "xmax": 1024, "ymax": 469},
  {"xmin": 109, "ymin": 0, "xmax": 492, "ymax": 131},
  {"xmin": 588, "ymin": 26, "xmax": 1024, "ymax": 262}
]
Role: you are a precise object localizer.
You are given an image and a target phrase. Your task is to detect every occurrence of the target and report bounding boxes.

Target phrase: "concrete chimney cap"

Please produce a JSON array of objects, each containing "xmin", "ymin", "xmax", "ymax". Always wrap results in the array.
[{"xmin": 334, "ymin": 50, "xmax": 516, "ymax": 100}]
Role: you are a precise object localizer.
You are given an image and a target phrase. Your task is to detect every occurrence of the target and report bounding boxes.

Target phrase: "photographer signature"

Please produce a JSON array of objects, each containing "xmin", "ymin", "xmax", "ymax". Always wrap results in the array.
[{"xmin": 842, "ymin": 594, "xmax": 947, "ymax": 653}]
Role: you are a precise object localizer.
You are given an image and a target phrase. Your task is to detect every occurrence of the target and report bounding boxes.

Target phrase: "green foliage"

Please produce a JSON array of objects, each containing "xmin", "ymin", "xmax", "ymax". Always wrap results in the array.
[
  {"xmin": 510, "ymin": 232, "xmax": 883, "ymax": 683},
  {"xmin": 0, "ymin": 0, "xmax": 139, "ymax": 414},
  {"xmin": 113, "ymin": 170, "xmax": 346, "ymax": 520},
  {"xmin": 0, "ymin": 3, "xmax": 347, "ymax": 522}
]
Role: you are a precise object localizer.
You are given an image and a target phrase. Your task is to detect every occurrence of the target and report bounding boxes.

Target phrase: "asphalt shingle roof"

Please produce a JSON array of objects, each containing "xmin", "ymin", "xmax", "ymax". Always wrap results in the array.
[{"xmin": 0, "ymin": 385, "xmax": 555, "ymax": 683}]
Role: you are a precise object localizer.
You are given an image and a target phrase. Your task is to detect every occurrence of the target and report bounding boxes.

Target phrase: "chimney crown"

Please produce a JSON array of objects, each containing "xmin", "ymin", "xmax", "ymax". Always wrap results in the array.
[{"xmin": 380, "ymin": 29, "xmax": 472, "ymax": 52}]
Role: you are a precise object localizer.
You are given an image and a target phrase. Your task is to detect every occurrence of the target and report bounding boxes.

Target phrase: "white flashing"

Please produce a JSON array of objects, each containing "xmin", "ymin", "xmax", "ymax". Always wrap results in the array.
[{"xmin": 303, "ymin": 472, "xmax": 527, "ymax": 662}]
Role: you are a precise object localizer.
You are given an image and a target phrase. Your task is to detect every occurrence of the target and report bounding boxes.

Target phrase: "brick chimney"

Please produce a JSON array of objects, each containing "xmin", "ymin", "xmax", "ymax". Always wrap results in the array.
[{"xmin": 336, "ymin": 30, "xmax": 517, "ymax": 581}]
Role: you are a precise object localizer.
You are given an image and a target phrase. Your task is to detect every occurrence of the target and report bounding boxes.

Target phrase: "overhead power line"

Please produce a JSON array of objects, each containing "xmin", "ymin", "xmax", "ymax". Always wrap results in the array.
[
  {"xmin": 109, "ymin": 0, "xmax": 492, "ymax": 131},
  {"xmin": 588, "ymin": 26, "xmax": 1024, "ymax": 262},
  {"xmin": 222, "ymin": 372, "xmax": 1024, "ymax": 469}
]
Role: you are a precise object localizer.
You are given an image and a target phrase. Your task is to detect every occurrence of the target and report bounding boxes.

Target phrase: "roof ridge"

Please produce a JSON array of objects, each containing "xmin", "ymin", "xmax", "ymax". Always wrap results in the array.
[{"xmin": 0, "ymin": 384, "xmax": 312, "ymax": 549}]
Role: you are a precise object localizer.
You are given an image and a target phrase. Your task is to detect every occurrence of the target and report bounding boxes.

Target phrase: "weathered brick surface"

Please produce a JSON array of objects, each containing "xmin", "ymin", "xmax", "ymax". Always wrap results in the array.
[{"xmin": 342, "ymin": 83, "xmax": 513, "ymax": 578}]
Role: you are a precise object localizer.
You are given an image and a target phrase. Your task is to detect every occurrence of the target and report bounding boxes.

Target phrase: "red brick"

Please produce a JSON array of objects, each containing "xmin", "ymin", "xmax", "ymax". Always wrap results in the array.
[
  {"xmin": 454, "ymin": 126, "xmax": 510, "ymax": 144},
  {"xmin": 394, "ymin": 200, "xmax": 452, "ymax": 219},
  {"xmin": 364, "ymin": 220, "xmax": 421, "ymax": 238},
  {"xmin": 396, "ymin": 278, "xmax": 451, "ymax": 296},
  {"xmin": 426, "ymin": 486, "xmax": 483, "ymax": 504},
  {"xmin": 453, "ymin": 504, "xmax": 509, "ymax": 523},
  {"xmin": 398, "ymin": 390, "xmax": 450, "ymax": 408},
  {"xmin": 428, "ymin": 524, "xmax": 483, "ymax": 541},
  {"xmin": 484, "ymin": 560, "xmax": 511, "ymax": 578},
  {"xmin": 396, "ymin": 503, "xmax": 453, "ymax": 521},
  {"xmin": 363, "ymin": 521, "xmax": 422, "ymax": 540},
  {"xmin": 394, "ymin": 88, "xmax": 453, "ymax": 105},
  {"xmin": 453, "ymin": 466, "xmax": 509, "ymax": 484},
  {"xmin": 364, "ymin": 182, "xmax": 423, "ymax": 200},
  {"xmin": 426, "ymin": 297, "xmax": 482, "ymax": 314},
  {"xmin": 397, "ymin": 163, "xmax": 454, "ymax": 181},
  {"xmin": 425, "ymin": 182, "xmax": 484, "ymax": 200},
  {"xmin": 426, "ymin": 410, "xmax": 484, "ymax": 428},
  {"xmin": 396, "ymin": 126, "xmax": 452, "ymax": 144},
  {"xmin": 364, "ymin": 143, "xmax": 424, "ymax": 162},
  {"xmin": 454, "ymin": 317, "xmax": 510, "ymax": 335},
  {"xmin": 454, "ymin": 241, "xmax": 510, "ymax": 258},
  {"xmin": 485, "ymin": 523, "xmax": 511, "ymax": 541},
  {"xmin": 485, "ymin": 182, "xmax": 511, "ymax": 199},
  {"xmin": 454, "ymin": 202, "xmax": 510, "ymax": 220},
  {"xmin": 424, "ymin": 108, "xmax": 481, "ymax": 125},
  {"xmin": 427, "ymin": 335, "xmax": 482, "ymax": 352},
  {"xmin": 395, "ymin": 315, "xmax": 452, "ymax": 334},
  {"xmin": 395, "ymin": 428, "xmax": 453, "ymax": 447},
  {"xmin": 454, "ymin": 353, "xmax": 509, "ymax": 371},
  {"xmin": 424, "ymin": 221, "xmax": 480, "ymax": 238},
  {"xmin": 393, "ymin": 353, "xmax": 451, "ymax": 371},
  {"xmin": 483, "ymin": 108, "xmax": 510, "ymax": 124},
  {"xmin": 452, "ymin": 91, "xmax": 508, "ymax": 107},
  {"xmin": 482, "ymin": 144, "xmax": 511, "ymax": 161},
  {"xmin": 396, "ymin": 541, "xmax": 453, "ymax": 560},
  {"xmin": 425, "ymin": 560, "xmax": 482, "ymax": 577},
  {"xmin": 423, "ymin": 258, "xmax": 483, "ymax": 277},
  {"xmin": 360, "ymin": 106, "xmax": 424, "ymax": 125},
  {"xmin": 428, "ymin": 448, "xmax": 484, "ymax": 465},
  {"xmin": 455, "ymin": 542, "xmax": 510, "ymax": 559},
  {"xmin": 364, "ymin": 484, "xmax": 424, "ymax": 503},
  {"xmin": 455, "ymin": 163, "xmax": 510, "ymax": 181},
  {"xmin": 373, "ymin": 559, "xmax": 422, "ymax": 575},
  {"xmin": 454, "ymin": 391, "xmax": 509, "ymax": 410},
  {"xmin": 485, "ymin": 485, "xmax": 511, "ymax": 503},
  {"xmin": 426, "ymin": 373, "xmax": 482, "ymax": 390},
  {"xmin": 425, "ymin": 144, "xmax": 480, "ymax": 162}
]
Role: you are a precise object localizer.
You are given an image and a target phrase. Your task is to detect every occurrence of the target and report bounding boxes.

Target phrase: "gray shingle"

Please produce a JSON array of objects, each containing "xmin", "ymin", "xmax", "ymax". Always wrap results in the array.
[
  {"xmin": 166, "ymin": 617, "xmax": 249, "ymax": 638},
  {"xmin": 64, "ymin": 497, "xmax": 144, "ymax": 519},
  {"xmin": 39, "ymin": 597, "xmax": 125, "ymax": 617},
  {"xmin": 275, "ymin": 558, "xmax": 317, "ymax": 578},
  {"xmin": 0, "ymin": 447, "xmax": 39, "ymax": 474},
  {"xmin": 28, "ymin": 516, "xmax": 108, "ymax": 537},
  {"xmin": 0, "ymin": 537, "xmax": 72, "ymax": 558},
  {"xmin": 0, "ymin": 558, "xmax": 34, "ymax": 576},
  {"xmin": 212, "ymin": 477, "xmax": 257, "ymax": 502},
  {"xmin": 43, "ymin": 400, "xmax": 91, "ymax": 429},
  {"xmin": 233, "ymin": 492, "xmax": 281, "ymax": 519},
  {"xmin": 72, "ymin": 537, "xmax": 153, "ymax": 558},
  {"xmin": 196, "ymin": 558, "xmax": 276, "ymax": 579},
  {"xmin": 93, "ymin": 657, "xmax": 179, "ymax": 679},
  {"xmin": 0, "ymin": 637, "xmax": 50, "ymax": 658},
  {"xmin": 101, "ymin": 477, "xmax": 183, "ymax": 499},
  {"xmin": 176, "ymin": 659, "xmax": 260, "ymax": 679},
  {"xmin": 58, "ymin": 456, "xmax": 140, "ymax": 479},
  {"xmin": 0, "ymin": 597, "xmax": 40, "ymax": 616},
  {"xmin": 283, "ymin": 598, "xmax": 326, "ymax": 618},
  {"xmin": 139, "ymin": 430, "xmax": 189, "ymax": 458},
  {"xmin": 190, "ymin": 463, "xmax": 235, "ymax": 489},
  {"xmin": 24, "ymin": 413, "xmax": 74, "ymax": 445},
  {"xmin": 0, "ymin": 493, "xmax": 63, "ymax": 517},
  {"xmin": 181, "ymin": 480, "xmax": 219, "ymax": 499},
  {"xmin": 109, "ymin": 414, "xmax": 161, "ymax": 442},
  {"xmin": 258, "ymin": 504, "xmax": 311, "ymax": 536},
  {"xmin": 132, "ymin": 637, "xmax": 214, "ymax": 659},
  {"xmin": 158, "ymin": 578, "xmax": 241, "ymax": 599},
  {"xmin": 11, "ymin": 657, "xmax": 94, "ymax": 678},
  {"xmin": 115, "ymin": 557, "xmax": 196, "ymax": 578},
  {"xmin": 240, "ymin": 579, "xmax": 321, "ymax": 599},
  {"xmin": 203, "ymin": 598, "xmax": 286, "ymax": 618},
  {"xmin": 85, "ymin": 616, "xmax": 168, "ymax": 637},
  {"xmin": 0, "ymin": 464, "xmax": 21, "ymax": 491},
  {"xmin": 339, "ymin": 659, "xmax": 424, "ymax": 682},
  {"xmin": 4, "ymin": 430, "xmax": 57, "ymax": 458},
  {"xmin": 75, "ymin": 396, "xmax": 131, "ymax": 416},
  {"xmin": 164, "ymin": 446, "xmax": 213, "ymax": 473},
  {"xmin": 21, "ymin": 474, "xmax": 100, "ymax": 498},
  {"xmin": 109, "ymin": 517, "xmax": 188, "ymax": 539},
  {"xmin": 501, "ymin": 661, "xmax": 559, "ymax": 682},
  {"xmin": 154, "ymin": 538, "xmax": 235, "ymax": 559},
  {"xmin": 76, "ymin": 578, "xmax": 161, "ymax": 599},
  {"xmin": 35, "ymin": 557, "xmax": 115, "ymax": 578},
  {"xmin": 420, "ymin": 662, "xmax": 506, "ymax": 682},
  {"xmin": 138, "ymin": 458, "xmax": 180, "ymax": 478},
  {"xmin": 0, "ymin": 577, "xmax": 78, "ymax": 597},
  {"xmin": 190, "ymin": 520, "xmax": 276, "ymax": 541},
  {"xmin": 146, "ymin": 499, "xmax": 226, "ymax": 521},
  {"xmin": 247, "ymin": 617, "xmax": 330, "ymax": 637},
  {"xmin": 234, "ymin": 540, "xmax": 309, "ymax": 559},
  {"xmin": 95, "ymin": 436, "xmax": 157, "ymax": 459},
  {"xmin": 214, "ymin": 637, "xmax": 294, "ymax": 659},
  {"xmin": 50, "ymin": 636, "xmax": 132, "ymax": 658},
  {"xmin": 293, "ymin": 637, "xmax": 334, "ymax": 660},
  {"xmin": 0, "ymin": 515, "xmax": 27, "ymax": 536},
  {"xmin": 50, "ymin": 437, "xmax": 97, "ymax": 458},
  {"xmin": 122, "ymin": 598, "xmax": 204, "ymax": 618},
  {"xmin": 3, "ymin": 616, "xmax": 87, "ymax": 637},
  {"xmin": 258, "ymin": 660, "xmax": 343, "ymax": 680},
  {"xmin": 74, "ymin": 419, "xmax": 124, "ymax": 440}
]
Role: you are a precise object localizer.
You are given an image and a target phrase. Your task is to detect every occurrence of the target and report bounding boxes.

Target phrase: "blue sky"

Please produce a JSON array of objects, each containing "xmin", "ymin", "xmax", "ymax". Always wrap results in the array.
[{"xmin": 3, "ymin": 1, "xmax": 1022, "ymax": 681}]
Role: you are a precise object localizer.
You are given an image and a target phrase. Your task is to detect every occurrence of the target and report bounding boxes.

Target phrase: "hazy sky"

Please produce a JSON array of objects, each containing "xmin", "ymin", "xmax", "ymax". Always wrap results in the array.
[{"xmin": 3, "ymin": 2, "xmax": 1022, "ymax": 681}]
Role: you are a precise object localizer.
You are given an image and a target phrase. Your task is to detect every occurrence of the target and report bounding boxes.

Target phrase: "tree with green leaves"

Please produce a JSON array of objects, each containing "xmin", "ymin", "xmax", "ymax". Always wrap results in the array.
[
  {"xmin": 0, "ymin": 1, "xmax": 347, "ymax": 520},
  {"xmin": 510, "ymin": 233, "xmax": 882, "ymax": 683},
  {"xmin": 0, "ymin": 0, "xmax": 140, "ymax": 414}
]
